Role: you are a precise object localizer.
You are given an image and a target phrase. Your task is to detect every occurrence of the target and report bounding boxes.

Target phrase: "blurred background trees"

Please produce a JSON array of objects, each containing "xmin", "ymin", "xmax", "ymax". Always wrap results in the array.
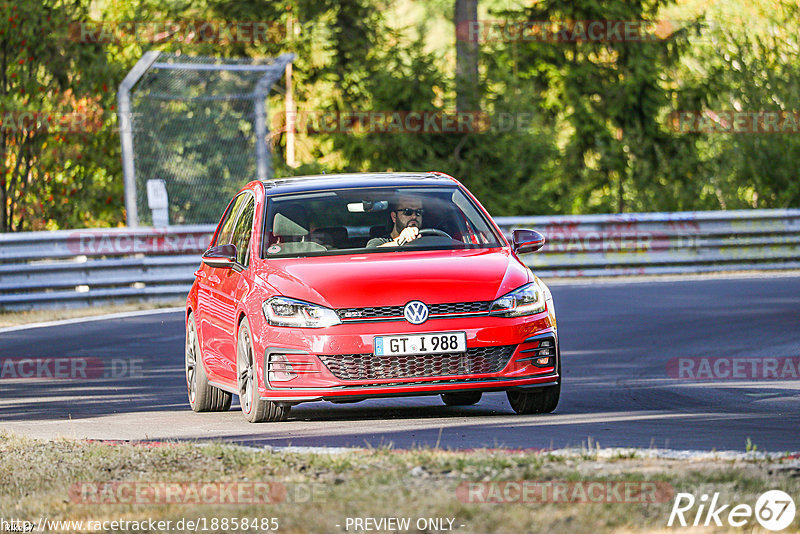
[
  {"xmin": 0, "ymin": 0, "xmax": 123, "ymax": 231},
  {"xmin": 2, "ymin": 0, "xmax": 798, "ymax": 230}
]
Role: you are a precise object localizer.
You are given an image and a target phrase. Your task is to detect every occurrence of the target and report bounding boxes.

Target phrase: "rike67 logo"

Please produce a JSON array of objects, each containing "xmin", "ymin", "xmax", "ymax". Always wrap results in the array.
[{"xmin": 668, "ymin": 490, "xmax": 796, "ymax": 531}]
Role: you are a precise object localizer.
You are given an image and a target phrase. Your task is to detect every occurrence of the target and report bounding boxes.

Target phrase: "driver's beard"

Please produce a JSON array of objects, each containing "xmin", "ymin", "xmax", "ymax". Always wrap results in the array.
[{"xmin": 397, "ymin": 220, "xmax": 419, "ymax": 233}]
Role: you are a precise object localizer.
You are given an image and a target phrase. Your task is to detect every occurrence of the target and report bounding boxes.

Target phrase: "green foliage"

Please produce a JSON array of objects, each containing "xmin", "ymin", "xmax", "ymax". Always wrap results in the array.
[
  {"xmin": 2, "ymin": 0, "xmax": 800, "ymax": 231},
  {"xmin": 677, "ymin": 0, "xmax": 800, "ymax": 209},
  {"xmin": 485, "ymin": 0, "xmax": 700, "ymax": 213},
  {"xmin": 0, "ymin": 0, "xmax": 124, "ymax": 230}
]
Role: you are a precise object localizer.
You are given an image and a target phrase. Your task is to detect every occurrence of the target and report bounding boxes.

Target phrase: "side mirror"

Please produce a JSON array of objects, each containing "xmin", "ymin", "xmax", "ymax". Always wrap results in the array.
[
  {"xmin": 202, "ymin": 244, "xmax": 237, "ymax": 269},
  {"xmin": 512, "ymin": 229, "xmax": 546, "ymax": 254}
]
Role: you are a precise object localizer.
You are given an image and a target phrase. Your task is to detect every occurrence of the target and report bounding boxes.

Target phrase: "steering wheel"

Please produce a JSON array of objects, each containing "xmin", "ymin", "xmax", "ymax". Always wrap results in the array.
[{"xmin": 418, "ymin": 228, "xmax": 453, "ymax": 240}]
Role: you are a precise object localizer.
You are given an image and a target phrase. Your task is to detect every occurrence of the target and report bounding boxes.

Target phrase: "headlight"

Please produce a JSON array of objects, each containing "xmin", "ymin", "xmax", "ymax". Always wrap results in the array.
[
  {"xmin": 489, "ymin": 282, "xmax": 546, "ymax": 317},
  {"xmin": 539, "ymin": 277, "xmax": 556, "ymax": 323},
  {"xmin": 263, "ymin": 297, "xmax": 341, "ymax": 328}
]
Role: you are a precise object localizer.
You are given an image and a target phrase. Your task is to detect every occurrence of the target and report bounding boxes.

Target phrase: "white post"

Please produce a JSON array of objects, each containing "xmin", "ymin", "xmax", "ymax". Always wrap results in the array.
[{"xmin": 146, "ymin": 179, "xmax": 169, "ymax": 227}]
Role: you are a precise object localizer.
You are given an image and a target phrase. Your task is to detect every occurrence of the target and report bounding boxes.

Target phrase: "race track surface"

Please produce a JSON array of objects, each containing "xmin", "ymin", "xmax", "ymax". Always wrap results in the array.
[{"xmin": 1, "ymin": 276, "xmax": 798, "ymax": 451}]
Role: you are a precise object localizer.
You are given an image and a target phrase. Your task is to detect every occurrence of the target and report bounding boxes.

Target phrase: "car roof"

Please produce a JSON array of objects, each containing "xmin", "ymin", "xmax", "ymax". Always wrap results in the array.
[{"xmin": 259, "ymin": 172, "xmax": 458, "ymax": 195}]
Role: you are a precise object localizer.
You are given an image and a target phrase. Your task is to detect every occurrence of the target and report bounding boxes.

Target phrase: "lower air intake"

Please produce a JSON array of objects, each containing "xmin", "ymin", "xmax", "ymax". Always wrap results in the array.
[{"xmin": 318, "ymin": 345, "xmax": 515, "ymax": 381}]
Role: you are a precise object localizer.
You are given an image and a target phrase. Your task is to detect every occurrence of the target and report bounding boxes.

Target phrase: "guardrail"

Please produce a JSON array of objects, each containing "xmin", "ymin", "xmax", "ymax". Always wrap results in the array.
[
  {"xmin": 495, "ymin": 208, "xmax": 800, "ymax": 278},
  {"xmin": 1, "ymin": 209, "xmax": 799, "ymax": 310},
  {"xmin": 0, "ymin": 226, "xmax": 214, "ymax": 311}
]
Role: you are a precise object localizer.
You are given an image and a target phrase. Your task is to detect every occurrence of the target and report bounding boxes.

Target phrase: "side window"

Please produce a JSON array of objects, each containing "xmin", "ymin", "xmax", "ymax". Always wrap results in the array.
[
  {"xmin": 231, "ymin": 196, "xmax": 255, "ymax": 267},
  {"xmin": 452, "ymin": 190, "xmax": 500, "ymax": 245},
  {"xmin": 215, "ymin": 194, "xmax": 246, "ymax": 246}
]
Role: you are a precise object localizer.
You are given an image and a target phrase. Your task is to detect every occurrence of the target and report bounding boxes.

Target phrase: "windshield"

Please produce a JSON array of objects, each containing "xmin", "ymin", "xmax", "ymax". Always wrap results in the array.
[{"xmin": 261, "ymin": 186, "xmax": 503, "ymax": 258}]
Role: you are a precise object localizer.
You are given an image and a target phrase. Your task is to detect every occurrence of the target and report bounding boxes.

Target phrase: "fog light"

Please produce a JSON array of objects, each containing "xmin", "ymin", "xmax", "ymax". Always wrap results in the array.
[
  {"xmin": 268, "ymin": 354, "xmax": 297, "ymax": 382},
  {"xmin": 517, "ymin": 335, "xmax": 557, "ymax": 368}
]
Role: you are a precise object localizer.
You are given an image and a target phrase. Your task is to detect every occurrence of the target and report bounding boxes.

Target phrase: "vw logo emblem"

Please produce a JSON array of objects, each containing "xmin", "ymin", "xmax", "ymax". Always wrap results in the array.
[{"xmin": 403, "ymin": 301, "xmax": 429, "ymax": 324}]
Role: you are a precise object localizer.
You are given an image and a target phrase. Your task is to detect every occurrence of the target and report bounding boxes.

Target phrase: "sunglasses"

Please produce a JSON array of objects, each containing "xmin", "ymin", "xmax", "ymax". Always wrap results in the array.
[{"xmin": 396, "ymin": 208, "xmax": 424, "ymax": 216}]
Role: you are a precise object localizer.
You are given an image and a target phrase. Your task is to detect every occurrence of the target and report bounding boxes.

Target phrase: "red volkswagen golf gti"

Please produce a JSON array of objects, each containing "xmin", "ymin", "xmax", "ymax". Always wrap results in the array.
[{"xmin": 185, "ymin": 172, "xmax": 560, "ymax": 422}]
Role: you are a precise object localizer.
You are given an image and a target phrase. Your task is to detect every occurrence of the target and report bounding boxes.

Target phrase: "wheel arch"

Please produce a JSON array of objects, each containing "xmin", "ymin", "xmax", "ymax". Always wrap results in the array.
[{"xmin": 235, "ymin": 310, "xmax": 248, "ymax": 338}]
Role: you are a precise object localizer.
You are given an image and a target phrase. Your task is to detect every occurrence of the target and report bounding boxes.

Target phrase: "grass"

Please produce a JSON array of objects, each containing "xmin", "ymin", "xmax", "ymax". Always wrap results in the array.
[
  {"xmin": 0, "ymin": 299, "xmax": 185, "ymax": 328},
  {"xmin": 0, "ymin": 433, "xmax": 797, "ymax": 533}
]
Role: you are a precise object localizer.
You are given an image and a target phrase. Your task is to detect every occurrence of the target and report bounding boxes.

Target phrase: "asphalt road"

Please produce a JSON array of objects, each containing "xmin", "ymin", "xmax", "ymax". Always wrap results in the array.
[{"xmin": 1, "ymin": 276, "xmax": 799, "ymax": 452}]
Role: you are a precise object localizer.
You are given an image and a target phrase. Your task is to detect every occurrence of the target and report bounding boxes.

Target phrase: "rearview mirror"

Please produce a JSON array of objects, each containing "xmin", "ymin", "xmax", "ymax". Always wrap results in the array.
[
  {"xmin": 512, "ymin": 229, "xmax": 546, "ymax": 254},
  {"xmin": 201, "ymin": 244, "xmax": 237, "ymax": 269},
  {"xmin": 347, "ymin": 200, "xmax": 389, "ymax": 213}
]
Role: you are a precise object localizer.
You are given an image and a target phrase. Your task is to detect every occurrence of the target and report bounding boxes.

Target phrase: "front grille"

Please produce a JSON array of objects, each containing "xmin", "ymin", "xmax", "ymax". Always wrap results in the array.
[
  {"xmin": 318, "ymin": 345, "xmax": 515, "ymax": 381},
  {"xmin": 429, "ymin": 301, "xmax": 490, "ymax": 314},
  {"xmin": 336, "ymin": 301, "xmax": 491, "ymax": 321},
  {"xmin": 338, "ymin": 305, "xmax": 404, "ymax": 319}
]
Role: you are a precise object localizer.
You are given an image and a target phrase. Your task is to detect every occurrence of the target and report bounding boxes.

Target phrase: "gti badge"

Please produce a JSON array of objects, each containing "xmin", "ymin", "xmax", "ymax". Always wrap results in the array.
[{"xmin": 404, "ymin": 301, "xmax": 429, "ymax": 324}]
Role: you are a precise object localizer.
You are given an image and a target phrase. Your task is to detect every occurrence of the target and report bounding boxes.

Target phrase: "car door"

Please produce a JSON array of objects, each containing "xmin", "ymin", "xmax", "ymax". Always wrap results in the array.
[
  {"xmin": 196, "ymin": 193, "xmax": 246, "ymax": 383},
  {"xmin": 214, "ymin": 194, "xmax": 256, "ymax": 381}
]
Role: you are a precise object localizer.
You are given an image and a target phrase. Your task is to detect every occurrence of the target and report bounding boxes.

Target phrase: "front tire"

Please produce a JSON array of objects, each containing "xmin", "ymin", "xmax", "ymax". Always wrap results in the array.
[
  {"xmin": 508, "ymin": 344, "xmax": 562, "ymax": 414},
  {"xmin": 441, "ymin": 392, "xmax": 482, "ymax": 406},
  {"xmin": 237, "ymin": 318, "xmax": 290, "ymax": 423},
  {"xmin": 186, "ymin": 314, "xmax": 231, "ymax": 412},
  {"xmin": 506, "ymin": 384, "xmax": 560, "ymax": 414}
]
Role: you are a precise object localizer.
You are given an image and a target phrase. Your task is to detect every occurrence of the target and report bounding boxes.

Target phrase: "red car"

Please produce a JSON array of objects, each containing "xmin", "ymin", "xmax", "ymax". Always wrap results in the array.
[{"xmin": 185, "ymin": 172, "xmax": 560, "ymax": 422}]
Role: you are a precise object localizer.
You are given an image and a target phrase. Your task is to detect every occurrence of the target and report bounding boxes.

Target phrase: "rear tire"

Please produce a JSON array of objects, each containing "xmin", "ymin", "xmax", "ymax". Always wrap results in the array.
[
  {"xmin": 237, "ymin": 318, "xmax": 290, "ymax": 423},
  {"xmin": 186, "ymin": 314, "xmax": 231, "ymax": 412},
  {"xmin": 441, "ymin": 391, "xmax": 482, "ymax": 406}
]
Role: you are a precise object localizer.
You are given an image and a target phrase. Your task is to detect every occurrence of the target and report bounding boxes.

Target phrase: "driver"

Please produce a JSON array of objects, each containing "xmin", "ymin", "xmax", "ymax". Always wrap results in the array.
[{"xmin": 366, "ymin": 194, "xmax": 424, "ymax": 248}]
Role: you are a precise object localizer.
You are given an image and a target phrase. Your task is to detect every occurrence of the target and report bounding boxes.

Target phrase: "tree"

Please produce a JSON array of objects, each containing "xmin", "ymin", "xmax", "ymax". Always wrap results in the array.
[
  {"xmin": 455, "ymin": 0, "xmax": 479, "ymax": 112},
  {"xmin": 500, "ymin": 0, "xmax": 697, "ymax": 213},
  {"xmin": 0, "ymin": 0, "xmax": 122, "ymax": 231},
  {"xmin": 677, "ymin": 0, "xmax": 800, "ymax": 208}
]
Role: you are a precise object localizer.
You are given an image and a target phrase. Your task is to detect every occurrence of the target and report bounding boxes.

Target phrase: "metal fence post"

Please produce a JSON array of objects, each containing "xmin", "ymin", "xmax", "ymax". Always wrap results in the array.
[
  {"xmin": 254, "ymin": 80, "xmax": 269, "ymax": 181},
  {"xmin": 118, "ymin": 51, "xmax": 160, "ymax": 228},
  {"xmin": 118, "ymin": 53, "xmax": 294, "ymax": 225}
]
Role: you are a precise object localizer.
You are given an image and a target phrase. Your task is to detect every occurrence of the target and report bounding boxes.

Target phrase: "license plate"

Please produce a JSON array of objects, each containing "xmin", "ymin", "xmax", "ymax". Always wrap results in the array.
[{"xmin": 374, "ymin": 332, "xmax": 467, "ymax": 356}]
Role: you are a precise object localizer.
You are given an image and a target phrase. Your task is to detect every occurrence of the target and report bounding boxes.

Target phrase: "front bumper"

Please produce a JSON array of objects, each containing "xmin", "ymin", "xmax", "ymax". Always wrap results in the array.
[{"xmin": 254, "ymin": 313, "xmax": 559, "ymax": 403}]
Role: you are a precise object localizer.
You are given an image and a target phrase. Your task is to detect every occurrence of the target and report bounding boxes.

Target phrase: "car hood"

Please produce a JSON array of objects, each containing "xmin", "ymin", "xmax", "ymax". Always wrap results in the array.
[{"xmin": 258, "ymin": 248, "xmax": 531, "ymax": 308}]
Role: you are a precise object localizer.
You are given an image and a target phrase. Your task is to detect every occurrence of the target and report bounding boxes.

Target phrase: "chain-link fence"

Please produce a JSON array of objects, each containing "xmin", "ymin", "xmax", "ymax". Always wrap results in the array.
[{"xmin": 119, "ymin": 52, "xmax": 293, "ymax": 226}]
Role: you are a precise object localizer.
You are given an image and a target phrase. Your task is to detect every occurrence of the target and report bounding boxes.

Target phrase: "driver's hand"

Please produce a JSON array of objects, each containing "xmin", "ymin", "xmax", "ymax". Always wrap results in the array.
[{"xmin": 395, "ymin": 227, "xmax": 420, "ymax": 246}]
